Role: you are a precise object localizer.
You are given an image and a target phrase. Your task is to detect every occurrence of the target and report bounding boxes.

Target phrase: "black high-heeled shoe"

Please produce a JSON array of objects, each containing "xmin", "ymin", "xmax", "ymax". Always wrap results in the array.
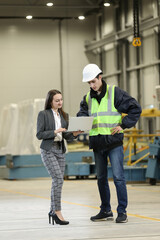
[
  {"xmin": 48, "ymin": 211, "xmax": 54, "ymax": 224},
  {"xmin": 54, "ymin": 214, "xmax": 69, "ymax": 225}
]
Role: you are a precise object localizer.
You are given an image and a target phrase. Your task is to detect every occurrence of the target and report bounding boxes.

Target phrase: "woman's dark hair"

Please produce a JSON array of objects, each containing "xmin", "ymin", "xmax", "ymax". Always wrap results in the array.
[{"xmin": 44, "ymin": 89, "xmax": 67, "ymax": 121}]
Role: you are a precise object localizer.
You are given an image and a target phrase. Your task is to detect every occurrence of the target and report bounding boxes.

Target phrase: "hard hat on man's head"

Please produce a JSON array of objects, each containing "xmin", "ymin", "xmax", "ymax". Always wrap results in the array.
[{"xmin": 82, "ymin": 64, "xmax": 102, "ymax": 82}]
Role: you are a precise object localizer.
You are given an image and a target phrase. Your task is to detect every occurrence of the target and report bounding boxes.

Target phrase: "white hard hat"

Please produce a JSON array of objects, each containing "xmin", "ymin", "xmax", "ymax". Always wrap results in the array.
[{"xmin": 82, "ymin": 64, "xmax": 102, "ymax": 82}]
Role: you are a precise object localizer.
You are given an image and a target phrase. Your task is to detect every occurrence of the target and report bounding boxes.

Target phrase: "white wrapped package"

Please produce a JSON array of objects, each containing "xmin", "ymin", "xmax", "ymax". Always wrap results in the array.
[{"xmin": 0, "ymin": 99, "xmax": 45, "ymax": 155}]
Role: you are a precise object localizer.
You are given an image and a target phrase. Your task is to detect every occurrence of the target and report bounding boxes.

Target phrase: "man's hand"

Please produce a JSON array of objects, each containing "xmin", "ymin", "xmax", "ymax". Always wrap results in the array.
[{"xmin": 111, "ymin": 126, "xmax": 123, "ymax": 135}]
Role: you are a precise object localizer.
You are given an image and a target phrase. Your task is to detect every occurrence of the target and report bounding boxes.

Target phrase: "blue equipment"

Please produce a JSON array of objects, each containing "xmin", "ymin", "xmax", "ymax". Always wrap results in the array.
[{"xmin": 146, "ymin": 136, "xmax": 160, "ymax": 185}]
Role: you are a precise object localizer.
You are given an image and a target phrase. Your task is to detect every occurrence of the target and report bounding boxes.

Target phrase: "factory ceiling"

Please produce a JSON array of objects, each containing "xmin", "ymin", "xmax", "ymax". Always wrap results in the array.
[{"xmin": 0, "ymin": 0, "xmax": 104, "ymax": 20}]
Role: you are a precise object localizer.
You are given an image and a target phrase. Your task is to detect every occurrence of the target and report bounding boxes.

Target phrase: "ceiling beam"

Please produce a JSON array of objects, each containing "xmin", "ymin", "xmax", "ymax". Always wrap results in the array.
[
  {"xmin": 0, "ymin": 16, "xmax": 75, "ymax": 20},
  {"xmin": 0, "ymin": 4, "xmax": 99, "ymax": 9}
]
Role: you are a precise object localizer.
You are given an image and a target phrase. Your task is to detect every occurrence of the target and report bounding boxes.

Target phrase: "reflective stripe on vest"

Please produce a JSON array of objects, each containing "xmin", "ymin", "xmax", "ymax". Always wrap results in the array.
[{"xmin": 86, "ymin": 85, "xmax": 123, "ymax": 136}]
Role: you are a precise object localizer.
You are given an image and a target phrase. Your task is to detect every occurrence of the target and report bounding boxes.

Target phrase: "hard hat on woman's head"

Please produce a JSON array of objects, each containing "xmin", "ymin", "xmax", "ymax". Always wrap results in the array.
[{"xmin": 82, "ymin": 64, "xmax": 102, "ymax": 82}]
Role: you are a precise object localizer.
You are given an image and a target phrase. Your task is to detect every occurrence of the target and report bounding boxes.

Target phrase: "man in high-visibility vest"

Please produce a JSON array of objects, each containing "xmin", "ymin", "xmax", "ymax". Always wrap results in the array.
[{"xmin": 77, "ymin": 64, "xmax": 142, "ymax": 223}]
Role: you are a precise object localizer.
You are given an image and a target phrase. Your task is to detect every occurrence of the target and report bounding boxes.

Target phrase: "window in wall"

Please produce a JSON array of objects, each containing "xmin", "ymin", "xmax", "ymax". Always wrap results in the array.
[
  {"xmin": 143, "ymin": 29, "xmax": 158, "ymax": 63},
  {"xmin": 126, "ymin": 36, "xmax": 141, "ymax": 100},
  {"xmin": 103, "ymin": 43, "xmax": 119, "ymax": 86},
  {"xmin": 103, "ymin": 5, "xmax": 115, "ymax": 36},
  {"xmin": 125, "ymin": 0, "xmax": 133, "ymax": 27},
  {"xmin": 141, "ymin": 0, "xmax": 153, "ymax": 20},
  {"xmin": 142, "ymin": 28, "xmax": 159, "ymax": 108}
]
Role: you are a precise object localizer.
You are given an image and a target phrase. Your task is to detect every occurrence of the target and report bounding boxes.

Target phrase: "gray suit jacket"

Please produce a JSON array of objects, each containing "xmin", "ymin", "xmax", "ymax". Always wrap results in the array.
[{"xmin": 36, "ymin": 109, "xmax": 74, "ymax": 152}]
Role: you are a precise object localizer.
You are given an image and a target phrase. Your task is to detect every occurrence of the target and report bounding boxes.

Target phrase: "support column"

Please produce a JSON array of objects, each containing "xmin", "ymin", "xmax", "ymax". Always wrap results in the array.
[{"xmin": 58, "ymin": 20, "xmax": 64, "ymax": 95}]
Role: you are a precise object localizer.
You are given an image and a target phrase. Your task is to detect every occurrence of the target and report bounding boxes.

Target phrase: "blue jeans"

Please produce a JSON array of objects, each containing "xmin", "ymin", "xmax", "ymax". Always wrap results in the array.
[{"xmin": 94, "ymin": 145, "xmax": 128, "ymax": 214}]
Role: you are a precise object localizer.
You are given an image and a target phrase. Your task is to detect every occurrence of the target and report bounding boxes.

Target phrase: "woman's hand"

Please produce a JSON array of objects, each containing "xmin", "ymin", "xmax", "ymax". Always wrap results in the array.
[
  {"xmin": 54, "ymin": 128, "xmax": 66, "ymax": 134},
  {"xmin": 72, "ymin": 131, "xmax": 84, "ymax": 136}
]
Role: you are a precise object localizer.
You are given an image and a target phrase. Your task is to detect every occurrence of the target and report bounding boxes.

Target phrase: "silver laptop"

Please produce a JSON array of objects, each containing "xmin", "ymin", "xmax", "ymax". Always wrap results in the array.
[{"xmin": 67, "ymin": 116, "xmax": 94, "ymax": 132}]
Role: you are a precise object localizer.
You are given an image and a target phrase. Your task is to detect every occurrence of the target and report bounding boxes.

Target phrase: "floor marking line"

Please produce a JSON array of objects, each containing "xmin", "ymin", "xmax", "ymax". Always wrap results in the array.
[
  {"xmin": 0, "ymin": 188, "xmax": 49, "ymax": 200},
  {"xmin": 62, "ymin": 200, "xmax": 160, "ymax": 222},
  {"xmin": 1, "ymin": 188, "xmax": 160, "ymax": 222},
  {"xmin": 127, "ymin": 186, "xmax": 160, "ymax": 193}
]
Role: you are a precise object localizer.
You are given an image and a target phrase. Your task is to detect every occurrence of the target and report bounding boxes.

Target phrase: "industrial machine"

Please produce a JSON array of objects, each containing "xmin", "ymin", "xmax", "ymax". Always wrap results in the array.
[{"xmin": 146, "ymin": 136, "xmax": 160, "ymax": 185}]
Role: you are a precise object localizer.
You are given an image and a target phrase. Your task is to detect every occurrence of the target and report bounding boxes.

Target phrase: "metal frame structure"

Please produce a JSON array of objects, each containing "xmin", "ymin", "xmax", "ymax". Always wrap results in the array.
[
  {"xmin": 84, "ymin": 1, "xmax": 160, "ymax": 131},
  {"xmin": 85, "ymin": 17, "xmax": 160, "ymax": 51}
]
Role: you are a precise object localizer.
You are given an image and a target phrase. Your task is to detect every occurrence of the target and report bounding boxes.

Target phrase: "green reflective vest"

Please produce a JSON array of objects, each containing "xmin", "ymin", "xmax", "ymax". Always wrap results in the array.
[{"xmin": 86, "ymin": 85, "xmax": 123, "ymax": 136}]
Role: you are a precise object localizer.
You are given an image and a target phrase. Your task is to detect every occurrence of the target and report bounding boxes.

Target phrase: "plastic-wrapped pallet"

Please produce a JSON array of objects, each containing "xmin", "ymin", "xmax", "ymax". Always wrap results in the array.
[{"xmin": 0, "ymin": 99, "xmax": 45, "ymax": 155}]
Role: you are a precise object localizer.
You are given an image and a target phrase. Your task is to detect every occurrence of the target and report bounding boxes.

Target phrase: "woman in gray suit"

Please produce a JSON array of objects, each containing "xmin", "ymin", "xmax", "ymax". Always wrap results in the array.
[{"xmin": 36, "ymin": 89, "xmax": 81, "ymax": 225}]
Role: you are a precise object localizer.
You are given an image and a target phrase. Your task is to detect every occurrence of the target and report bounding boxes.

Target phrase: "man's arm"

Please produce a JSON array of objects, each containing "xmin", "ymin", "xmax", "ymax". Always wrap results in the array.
[
  {"xmin": 114, "ymin": 87, "xmax": 142, "ymax": 129},
  {"xmin": 77, "ymin": 95, "xmax": 89, "ymax": 117}
]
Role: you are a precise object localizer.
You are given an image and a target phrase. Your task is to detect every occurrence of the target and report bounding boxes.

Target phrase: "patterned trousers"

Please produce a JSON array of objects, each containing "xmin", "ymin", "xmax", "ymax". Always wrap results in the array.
[{"xmin": 40, "ymin": 144, "xmax": 65, "ymax": 212}]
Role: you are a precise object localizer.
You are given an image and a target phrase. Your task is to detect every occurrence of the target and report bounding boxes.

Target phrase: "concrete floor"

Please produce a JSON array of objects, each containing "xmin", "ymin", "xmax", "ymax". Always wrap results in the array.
[{"xmin": 0, "ymin": 178, "xmax": 160, "ymax": 240}]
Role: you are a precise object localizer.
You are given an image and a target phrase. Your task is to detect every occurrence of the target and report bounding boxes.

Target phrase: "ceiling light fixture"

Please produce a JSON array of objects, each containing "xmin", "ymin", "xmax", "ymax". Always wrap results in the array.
[
  {"xmin": 104, "ymin": 1, "xmax": 111, "ymax": 7},
  {"xmin": 46, "ymin": 2, "xmax": 53, "ymax": 7},
  {"xmin": 78, "ymin": 16, "xmax": 85, "ymax": 20},
  {"xmin": 26, "ymin": 15, "xmax": 33, "ymax": 20}
]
